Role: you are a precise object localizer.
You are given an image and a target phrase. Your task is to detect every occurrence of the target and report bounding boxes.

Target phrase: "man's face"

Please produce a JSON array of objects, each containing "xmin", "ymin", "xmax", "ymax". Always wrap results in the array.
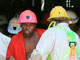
[{"xmin": 21, "ymin": 23, "xmax": 36, "ymax": 36}]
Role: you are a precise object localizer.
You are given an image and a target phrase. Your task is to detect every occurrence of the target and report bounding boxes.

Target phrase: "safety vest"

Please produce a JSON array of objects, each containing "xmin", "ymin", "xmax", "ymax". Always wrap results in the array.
[{"xmin": 48, "ymin": 21, "xmax": 79, "ymax": 60}]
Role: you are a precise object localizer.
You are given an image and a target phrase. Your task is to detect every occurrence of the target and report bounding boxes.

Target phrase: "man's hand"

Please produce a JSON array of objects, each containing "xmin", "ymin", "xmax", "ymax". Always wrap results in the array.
[{"xmin": 8, "ymin": 56, "xmax": 15, "ymax": 60}]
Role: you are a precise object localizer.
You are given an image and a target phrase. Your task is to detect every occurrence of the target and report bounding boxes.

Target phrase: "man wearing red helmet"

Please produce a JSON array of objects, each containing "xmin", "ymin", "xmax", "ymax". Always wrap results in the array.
[{"xmin": 6, "ymin": 10, "xmax": 45, "ymax": 60}]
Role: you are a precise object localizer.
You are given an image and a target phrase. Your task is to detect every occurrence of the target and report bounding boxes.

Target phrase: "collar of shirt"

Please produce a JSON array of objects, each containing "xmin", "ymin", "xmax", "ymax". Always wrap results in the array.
[
  {"xmin": 57, "ymin": 23, "xmax": 68, "ymax": 26},
  {"xmin": 56, "ymin": 23, "xmax": 71, "ymax": 32}
]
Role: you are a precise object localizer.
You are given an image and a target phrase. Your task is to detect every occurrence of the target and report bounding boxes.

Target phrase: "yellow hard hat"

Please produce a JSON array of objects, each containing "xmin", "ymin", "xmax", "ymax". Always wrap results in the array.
[{"xmin": 47, "ymin": 6, "xmax": 72, "ymax": 21}]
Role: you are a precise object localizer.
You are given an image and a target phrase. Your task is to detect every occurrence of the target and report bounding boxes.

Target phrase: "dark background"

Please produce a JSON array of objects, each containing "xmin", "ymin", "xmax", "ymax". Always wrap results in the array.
[{"xmin": 0, "ymin": 0, "xmax": 80, "ymax": 28}]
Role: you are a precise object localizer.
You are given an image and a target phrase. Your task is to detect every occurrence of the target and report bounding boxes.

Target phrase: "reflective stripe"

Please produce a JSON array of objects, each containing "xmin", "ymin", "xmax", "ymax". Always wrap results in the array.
[
  {"xmin": 48, "ymin": 21, "xmax": 56, "ymax": 29},
  {"xmin": 48, "ymin": 56, "xmax": 52, "ymax": 60},
  {"xmin": 62, "ymin": 47, "xmax": 71, "ymax": 60},
  {"xmin": 55, "ymin": 26, "xmax": 79, "ymax": 60},
  {"xmin": 47, "ymin": 21, "xmax": 79, "ymax": 60}
]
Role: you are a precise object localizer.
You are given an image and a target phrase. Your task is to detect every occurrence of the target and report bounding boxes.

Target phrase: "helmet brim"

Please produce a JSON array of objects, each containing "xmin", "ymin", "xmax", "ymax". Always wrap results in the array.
[
  {"xmin": 18, "ymin": 21, "xmax": 38, "ymax": 24},
  {"xmin": 47, "ymin": 16, "xmax": 72, "ymax": 22}
]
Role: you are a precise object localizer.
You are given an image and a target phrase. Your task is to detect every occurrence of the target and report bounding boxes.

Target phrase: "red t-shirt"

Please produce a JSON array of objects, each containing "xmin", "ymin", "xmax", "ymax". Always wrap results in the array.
[{"xmin": 6, "ymin": 28, "xmax": 45, "ymax": 60}]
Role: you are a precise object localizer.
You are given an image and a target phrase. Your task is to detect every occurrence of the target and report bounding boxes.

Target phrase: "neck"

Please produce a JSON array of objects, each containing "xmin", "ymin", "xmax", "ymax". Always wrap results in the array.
[
  {"xmin": 56, "ymin": 22, "xmax": 68, "ymax": 25},
  {"xmin": 23, "ymin": 31, "xmax": 35, "ymax": 39}
]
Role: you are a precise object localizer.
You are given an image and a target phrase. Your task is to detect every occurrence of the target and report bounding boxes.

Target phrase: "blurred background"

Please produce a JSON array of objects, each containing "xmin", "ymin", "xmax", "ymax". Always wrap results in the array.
[{"xmin": 0, "ymin": 0, "xmax": 80, "ymax": 35}]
